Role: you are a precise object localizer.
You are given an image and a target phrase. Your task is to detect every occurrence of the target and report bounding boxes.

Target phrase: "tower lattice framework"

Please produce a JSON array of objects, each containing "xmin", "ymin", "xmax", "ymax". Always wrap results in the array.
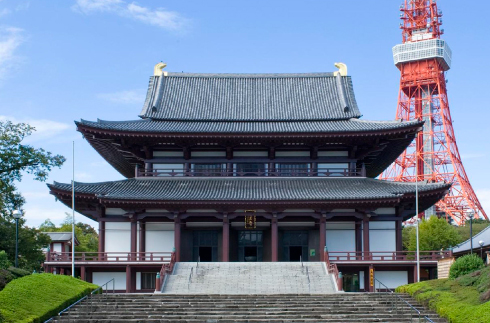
[{"xmin": 381, "ymin": 0, "xmax": 487, "ymax": 225}]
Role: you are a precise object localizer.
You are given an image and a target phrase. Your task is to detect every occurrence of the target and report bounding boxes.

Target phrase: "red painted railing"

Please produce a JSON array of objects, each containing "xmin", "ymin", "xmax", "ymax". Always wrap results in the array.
[
  {"xmin": 45, "ymin": 251, "xmax": 173, "ymax": 263},
  {"xmin": 137, "ymin": 167, "xmax": 365, "ymax": 178},
  {"xmin": 156, "ymin": 252, "xmax": 176, "ymax": 292},
  {"xmin": 324, "ymin": 251, "xmax": 343, "ymax": 291},
  {"xmin": 326, "ymin": 250, "xmax": 451, "ymax": 262}
]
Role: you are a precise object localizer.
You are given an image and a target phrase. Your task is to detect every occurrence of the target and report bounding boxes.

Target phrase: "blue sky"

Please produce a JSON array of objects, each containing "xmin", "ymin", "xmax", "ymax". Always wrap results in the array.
[{"xmin": 1, "ymin": 0, "xmax": 489, "ymax": 228}]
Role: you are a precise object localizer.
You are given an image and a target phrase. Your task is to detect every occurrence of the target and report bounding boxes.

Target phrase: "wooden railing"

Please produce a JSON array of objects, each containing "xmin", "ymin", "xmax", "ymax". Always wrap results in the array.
[
  {"xmin": 45, "ymin": 251, "xmax": 173, "ymax": 263},
  {"xmin": 324, "ymin": 250, "xmax": 343, "ymax": 291},
  {"xmin": 137, "ymin": 167, "xmax": 366, "ymax": 178},
  {"xmin": 326, "ymin": 250, "xmax": 451, "ymax": 262},
  {"xmin": 155, "ymin": 252, "xmax": 176, "ymax": 292}
]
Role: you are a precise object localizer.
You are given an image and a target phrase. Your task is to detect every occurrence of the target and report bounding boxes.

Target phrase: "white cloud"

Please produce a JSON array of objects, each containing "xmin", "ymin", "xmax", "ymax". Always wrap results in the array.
[
  {"xmin": 0, "ymin": 8, "xmax": 11, "ymax": 17},
  {"xmin": 72, "ymin": 0, "xmax": 189, "ymax": 31},
  {"xmin": 74, "ymin": 172, "xmax": 94, "ymax": 181},
  {"xmin": 97, "ymin": 89, "xmax": 146, "ymax": 104},
  {"xmin": 0, "ymin": 26, "xmax": 24, "ymax": 78},
  {"xmin": 72, "ymin": 0, "xmax": 123, "ymax": 13},
  {"xmin": 0, "ymin": 115, "xmax": 71, "ymax": 143}
]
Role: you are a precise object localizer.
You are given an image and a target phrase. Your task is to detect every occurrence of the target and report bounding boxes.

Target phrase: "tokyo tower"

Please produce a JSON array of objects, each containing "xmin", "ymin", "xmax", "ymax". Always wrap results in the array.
[{"xmin": 381, "ymin": 0, "xmax": 487, "ymax": 225}]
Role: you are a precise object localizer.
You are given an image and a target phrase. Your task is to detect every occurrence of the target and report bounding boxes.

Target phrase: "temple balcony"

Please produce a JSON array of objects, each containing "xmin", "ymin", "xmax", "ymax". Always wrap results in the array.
[
  {"xmin": 43, "ymin": 250, "xmax": 449, "ymax": 266},
  {"xmin": 44, "ymin": 251, "xmax": 173, "ymax": 266},
  {"xmin": 136, "ymin": 167, "xmax": 366, "ymax": 178}
]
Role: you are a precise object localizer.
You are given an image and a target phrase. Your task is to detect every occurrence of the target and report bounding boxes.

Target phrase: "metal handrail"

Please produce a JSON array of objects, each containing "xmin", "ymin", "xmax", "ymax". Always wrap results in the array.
[
  {"xmin": 188, "ymin": 267, "xmax": 194, "ymax": 290},
  {"xmin": 305, "ymin": 265, "xmax": 311, "ymax": 293},
  {"xmin": 44, "ymin": 278, "xmax": 114, "ymax": 323},
  {"xmin": 374, "ymin": 278, "xmax": 434, "ymax": 322}
]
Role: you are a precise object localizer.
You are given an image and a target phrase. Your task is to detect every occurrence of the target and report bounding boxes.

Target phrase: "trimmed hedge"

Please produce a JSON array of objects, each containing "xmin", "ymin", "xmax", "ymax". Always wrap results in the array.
[
  {"xmin": 0, "ymin": 273, "xmax": 98, "ymax": 323},
  {"xmin": 0, "ymin": 266, "xmax": 31, "ymax": 291},
  {"xmin": 396, "ymin": 266, "xmax": 490, "ymax": 323}
]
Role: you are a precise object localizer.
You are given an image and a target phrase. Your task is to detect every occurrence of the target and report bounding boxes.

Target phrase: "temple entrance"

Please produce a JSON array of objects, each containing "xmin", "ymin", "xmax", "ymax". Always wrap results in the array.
[
  {"xmin": 193, "ymin": 231, "xmax": 218, "ymax": 262},
  {"xmin": 281, "ymin": 231, "xmax": 309, "ymax": 261},
  {"xmin": 238, "ymin": 231, "xmax": 263, "ymax": 262}
]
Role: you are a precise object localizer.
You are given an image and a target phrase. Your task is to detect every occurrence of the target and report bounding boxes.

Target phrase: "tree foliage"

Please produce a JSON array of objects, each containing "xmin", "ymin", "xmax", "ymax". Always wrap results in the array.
[
  {"xmin": 406, "ymin": 216, "xmax": 461, "ymax": 251},
  {"xmin": 39, "ymin": 215, "xmax": 98, "ymax": 252},
  {"xmin": 0, "ymin": 120, "xmax": 65, "ymax": 216},
  {"xmin": 0, "ymin": 219, "xmax": 51, "ymax": 271},
  {"xmin": 0, "ymin": 120, "xmax": 65, "ymax": 271}
]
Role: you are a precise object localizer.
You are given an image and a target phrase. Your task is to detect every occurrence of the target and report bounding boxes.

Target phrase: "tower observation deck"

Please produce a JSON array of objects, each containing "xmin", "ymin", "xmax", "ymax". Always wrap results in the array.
[{"xmin": 381, "ymin": 0, "xmax": 487, "ymax": 225}]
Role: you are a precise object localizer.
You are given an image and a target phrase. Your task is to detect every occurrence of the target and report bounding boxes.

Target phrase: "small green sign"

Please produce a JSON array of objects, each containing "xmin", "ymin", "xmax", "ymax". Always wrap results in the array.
[{"xmin": 310, "ymin": 249, "xmax": 316, "ymax": 257}]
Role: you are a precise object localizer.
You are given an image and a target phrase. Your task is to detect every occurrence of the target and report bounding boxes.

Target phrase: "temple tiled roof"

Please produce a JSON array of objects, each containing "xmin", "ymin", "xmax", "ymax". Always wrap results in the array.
[
  {"xmin": 77, "ymin": 118, "xmax": 423, "ymax": 134},
  {"xmin": 49, "ymin": 177, "xmax": 449, "ymax": 202},
  {"xmin": 139, "ymin": 73, "xmax": 361, "ymax": 121}
]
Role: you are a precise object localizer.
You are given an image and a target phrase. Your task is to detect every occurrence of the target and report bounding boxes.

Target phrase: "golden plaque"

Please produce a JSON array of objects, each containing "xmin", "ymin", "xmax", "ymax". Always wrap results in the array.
[{"xmin": 244, "ymin": 210, "xmax": 256, "ymax": 229}]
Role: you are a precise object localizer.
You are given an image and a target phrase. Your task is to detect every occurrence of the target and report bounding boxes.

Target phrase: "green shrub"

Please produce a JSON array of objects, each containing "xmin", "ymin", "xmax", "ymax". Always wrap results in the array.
[
  {"xmin": 7, "ymin": 266, "xmax": 31, "ymax": 278},
  {"xmin": 0, "ymin": 273, "xmax": 97, "ymax": 323},
  {"xmin": 396, "ymin": 266, "xmax": 490, "ymax": 323},
  {"xmin": 449, "ymin": 254, "xmax": 484, "ymax": 279},
  {"xmin": 0, "ymin": 251, "xmax": 11, "ymax": 270},
  {"xmin": 0, "ymin": 269, "xmax": 15, "ymax": 291}
]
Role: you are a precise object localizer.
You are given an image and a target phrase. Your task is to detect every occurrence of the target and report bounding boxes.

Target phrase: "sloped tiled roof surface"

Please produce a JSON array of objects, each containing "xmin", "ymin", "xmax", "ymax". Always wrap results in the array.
[
  {"xmin": 139, "ymin": 73, "xmax": 361, "ymax": 121},
  {"xmin": 453, "ymin": 224, "xmax": 490, "ymax": 253},
  {"xmin": 42, "ymin": 232, "xmax": 73, "ymax": 242},
  {"xmin": 77, "ymin": 118, "xmax": 422, "ymax": 134},
  {"xmin": 49, "ymin": 177, "xmax": 448, "ymax": 201}
]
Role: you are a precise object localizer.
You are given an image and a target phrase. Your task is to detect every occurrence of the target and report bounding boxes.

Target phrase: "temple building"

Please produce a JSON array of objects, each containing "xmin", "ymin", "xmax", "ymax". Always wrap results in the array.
[{"xmin": 46, "ymin": 63, "xmax": 450, "ymax": 292}]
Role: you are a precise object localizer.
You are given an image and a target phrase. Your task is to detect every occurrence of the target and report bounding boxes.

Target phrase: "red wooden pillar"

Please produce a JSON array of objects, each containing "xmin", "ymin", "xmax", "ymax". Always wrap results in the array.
[
  {"xmin": 80, "ymin": 266, "xmax": 86, "ymax": 281},
  {"xmin": 139, "ymin": 221, "xmax": 146, "ymax": 260},
  {"xmin": 98, "ymin": 220, "xmax": 105, "ymax": 256},
  {"xmin": 271, "ymin": 216, "xmax": 278, "ymax": 262},
  {"xmin": 174, "ymin": 215, "xmax": 181, "ymax": 262},
  {"xmin": 363, "ymin": 217, "xmax": 370, "ymax": 260},
  {"xmin": 222, "ymin": 215, "xmax": 229, "ymax": 262},
  {"xmin": 395, "ymin": 220, "xmax": 403, "ymax": 251},
  {"xmin": 126, "ymin": 266, "xmax": 131, "ymax": 293},
  {"xmin": 130, "ymin": 219, "xmax": 137, "ymax": 261},
  {"xmin": 319, "ymin": 218, "xmax": 326, "ymax": 261}
]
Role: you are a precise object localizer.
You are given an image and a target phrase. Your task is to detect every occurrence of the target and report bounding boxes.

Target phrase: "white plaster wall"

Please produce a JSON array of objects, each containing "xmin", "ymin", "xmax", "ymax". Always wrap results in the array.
[
  {"xmin": 369, "ymin": 221, "xmax": 396, "ymax": 258},
  {"xmin": 53, "ymin": 243, "xmax": 62, "ymax": 252},
  {"xmin": 93, "ymin": 272, "xmax": 126, "ymax": 290},
  {"xmin": 136, "ymin": 272, "xmax": 141, "ymax": 290},
  {"xmin": 145, "ymin": 223, "xmax": 174, "ymax": 253},
  {"xmin": 318, "ymin": 151, "xmax": 348, "ymax": 157},
  {"xmin": 374, "ymin": 271, "xmax": 408, "ymax": 289},
  {"xmin": 192, "ymin": 151, "xmax": 226, "ymax": 157},
  {"xmin": 153, "ymin": 151, "xmax": 183, "ymax": 157},
  {"xmin": 359, "ymin": 271, "xmax": 365, "ymax": 290},
  {"xmin": 153, "ymin": 164, "xmax": 184, "ymax": 176},
  {"xmin": 275, "ymin": 151, "xmax": 310, "ymax": 157},
  {"xmin": 233, "ymin": 151, "xmax": 268, "ymax": 157},
  {"xmin": 326, "ymin": 222, "xmax": 356, "ymax": 256},
  {"xmin": 106, "ymin": 208, "xmax": 126, "ymax": 215},
  {"xmin": 105, "ymin": 222, "xmax": 130, "ymax": 253}
]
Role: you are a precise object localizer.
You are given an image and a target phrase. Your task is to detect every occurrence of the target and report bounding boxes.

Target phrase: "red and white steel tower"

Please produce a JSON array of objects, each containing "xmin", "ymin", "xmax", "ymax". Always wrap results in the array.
[{"xmin": 381, "ymin": 0, "xmax": 487, "ymax": 225}]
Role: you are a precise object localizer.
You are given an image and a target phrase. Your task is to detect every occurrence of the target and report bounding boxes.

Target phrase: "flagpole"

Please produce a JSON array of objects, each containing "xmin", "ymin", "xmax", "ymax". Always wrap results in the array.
[
  {"xmin": 72, "ymin": 141, "xmax": 75, "ymax": 277},
  {"xmin": 415, "ymin": 150, "xmax": 420, "ymax": 283}
]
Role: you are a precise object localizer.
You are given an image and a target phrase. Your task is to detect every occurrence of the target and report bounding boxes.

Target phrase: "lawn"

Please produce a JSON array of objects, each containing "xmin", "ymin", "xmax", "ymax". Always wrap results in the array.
[
  {"xmin": 0, "ymin": 273, "xmax": 98, "ymax": 323},
  {"xmin": 396, "ymin": 266, "xmax": 490, "ymax": 323}
]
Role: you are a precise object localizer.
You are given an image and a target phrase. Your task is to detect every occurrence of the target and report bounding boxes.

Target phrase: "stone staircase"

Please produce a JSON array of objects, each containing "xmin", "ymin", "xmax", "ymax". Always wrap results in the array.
[
  {"xmin": 162, "ymin": 262, "xmax": 336, "ymax": 294},
  {"xmin": 51, "ymin": 293, "xmax": 447, "ymax": 322}
]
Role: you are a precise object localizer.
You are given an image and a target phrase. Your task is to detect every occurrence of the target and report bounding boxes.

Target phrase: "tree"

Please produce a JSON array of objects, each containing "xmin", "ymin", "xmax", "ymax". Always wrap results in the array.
[
  {"xmin": 0, "ymin": 120, "xmax": 65, "ymax": 270},
  {"xmin": 406, "ymin": 216, "xmax": 461, "ymax": 251},
  {"xmin": 0, "ymin": 120, "xmax": 65, "ymax": 216},
  {"xmin": 454, "ymin": 219, "xmax": 490, "ymax": 242},
  {"xmin": 40, "ymin": 215, "xmax": 99, "ymax": 252}
]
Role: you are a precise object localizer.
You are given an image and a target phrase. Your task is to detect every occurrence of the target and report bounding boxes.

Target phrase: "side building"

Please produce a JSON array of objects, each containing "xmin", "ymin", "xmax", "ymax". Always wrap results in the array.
[{"xmin": 46, "ymin": 64, "xmax": 450, "ymax": 292}]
